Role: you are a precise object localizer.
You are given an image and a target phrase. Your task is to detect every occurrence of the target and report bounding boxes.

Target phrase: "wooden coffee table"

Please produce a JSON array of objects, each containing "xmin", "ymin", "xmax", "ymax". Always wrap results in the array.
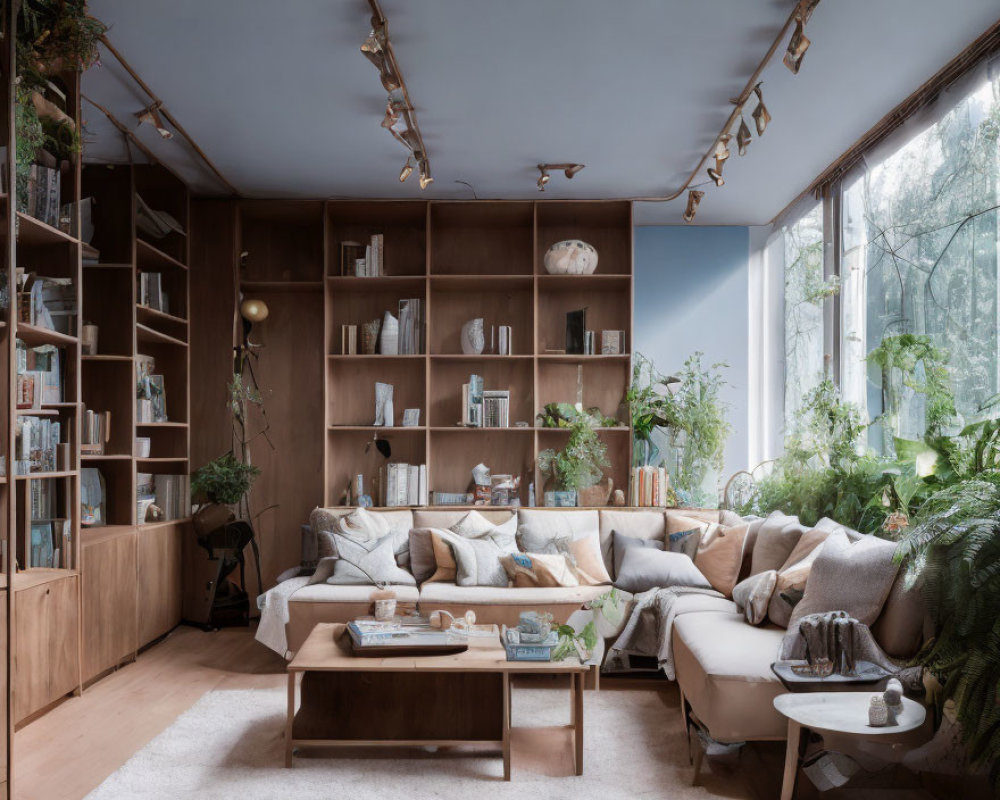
[{"xmin": 286, "ymin": 622, "xmax": 589, "ymax": 780}]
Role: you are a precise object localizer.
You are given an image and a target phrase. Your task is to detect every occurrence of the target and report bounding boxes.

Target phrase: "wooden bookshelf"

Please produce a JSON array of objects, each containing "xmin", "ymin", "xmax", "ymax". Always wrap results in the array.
[
  {"xmin": 76, "ymin": 162, "xmax": 191, "ymax": 684},
  {"xmin": 322, "ymin": 200, "xmax": 634, "ymax": 508}
]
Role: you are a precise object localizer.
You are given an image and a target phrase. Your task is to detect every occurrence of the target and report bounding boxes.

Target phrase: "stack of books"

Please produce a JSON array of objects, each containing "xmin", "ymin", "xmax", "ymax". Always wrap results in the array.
[
  {"xmin": 431, "ymin": 491, "xmax": 474, "ymax": 505},
  {"xmin": 15, "ymin": 415, "xmax": 61, "ymax": 475},
  {"xmin": 378, "ymin": 462, "xmax": 428, "ymax": 507},
  {"xmin": 81, "ymin": 406, "xmax": 111, "ymax": 455},
  {"xmin": 630, "ymin": 465, "xmax": 670, "ymax": 507},
  {"xmin": 138, "ymin": 272, "xmax": 169, "ymax": 314},
  {"xmin": 347, "ymin": 618, "xmax": 464, "ymax": 651},
  {"xmin": 397, "ymin": 298, "xmax": 424, "ymax": 354},
  {"xmin": 482, "ymin": 390, "xmax": 510, "ymax": 428},
  {"xmin": 154, "ymin": 474, "xmax": 191, "ymax": 522}
]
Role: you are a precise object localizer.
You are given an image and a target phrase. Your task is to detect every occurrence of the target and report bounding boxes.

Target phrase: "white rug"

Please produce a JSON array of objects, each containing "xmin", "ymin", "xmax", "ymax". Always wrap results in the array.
[{"xmin": 84, "ymin": 685, "xmax": 752, "ymax": 800}]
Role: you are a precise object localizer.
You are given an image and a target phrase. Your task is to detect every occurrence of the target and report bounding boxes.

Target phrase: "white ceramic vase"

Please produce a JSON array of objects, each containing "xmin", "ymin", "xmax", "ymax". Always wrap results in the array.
[
  {"xmin": 544, "ymin": 240, "xmax": 599, "ymax": 275},
  {"xmin": 461, "ymin": 317, "xmax": 485, "ymax": 354},
  {"xmin": 374, "ymin": 382, "xmax": 394, "ymax": 426},
  {"xmin": 379, "ymin": 311, "xmax": 399, "ymax": 355}
]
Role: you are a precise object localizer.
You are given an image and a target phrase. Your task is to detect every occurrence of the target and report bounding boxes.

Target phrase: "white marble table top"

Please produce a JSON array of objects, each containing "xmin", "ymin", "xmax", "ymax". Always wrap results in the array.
[{"xmin": 774, "ymin": 691, "xmax": 926, "ymax": 736}]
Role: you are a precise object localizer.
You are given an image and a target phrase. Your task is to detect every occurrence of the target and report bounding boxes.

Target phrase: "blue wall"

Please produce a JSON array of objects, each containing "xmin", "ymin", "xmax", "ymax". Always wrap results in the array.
[{"xmin": 633, "ymin": 226, "xmax": 749, "ymax": 475}]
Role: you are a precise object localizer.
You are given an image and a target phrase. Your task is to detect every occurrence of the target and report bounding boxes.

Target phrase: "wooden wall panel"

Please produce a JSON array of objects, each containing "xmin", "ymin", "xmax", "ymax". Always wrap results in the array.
[
  {"xmin": 245, "ymin": 291, "xmax": 324, "ymax": 587},
  {"xmin": 189, "ymin": 199, "xmax": 237, "ymax": 473},
  {"xmin": 136, "ymin": 523, "xmax": 184, "ymax": 647},
  {"xmin": 81, "ymin": 530, "xmax": 137, "ymax": 681}
]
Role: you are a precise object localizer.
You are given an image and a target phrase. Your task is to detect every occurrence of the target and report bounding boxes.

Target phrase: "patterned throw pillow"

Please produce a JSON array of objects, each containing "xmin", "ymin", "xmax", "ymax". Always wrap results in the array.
[
  {"xmin": 667, "ymin": 528, "xmax": 701, "ymax": 560},
  {"xmin": 326, "ymin": 533, "xmax": 415, "ymax": 586},
  {"xmin": 449, "ymin": 529, "xmax": 519, "ymax": 587},
  {"xmin": 500, "ymin": 552, "xmax": 580, "ymax": 588}
]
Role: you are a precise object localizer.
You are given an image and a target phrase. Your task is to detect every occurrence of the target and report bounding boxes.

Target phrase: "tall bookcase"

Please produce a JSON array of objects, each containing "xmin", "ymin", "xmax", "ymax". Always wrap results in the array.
[
  {"xmin": 77, "ymin": 162, "xmax": 190, "ymax": 682},
  {"xmin": 323, "ymin": 200, "xmax": 634, "ymax": 507}
]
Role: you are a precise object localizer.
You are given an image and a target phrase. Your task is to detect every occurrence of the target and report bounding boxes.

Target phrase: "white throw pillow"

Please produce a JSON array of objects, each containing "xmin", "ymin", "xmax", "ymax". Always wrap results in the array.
[{"xmin": 327, "ymin": 533, "xmax": 415, "ymax": 586}]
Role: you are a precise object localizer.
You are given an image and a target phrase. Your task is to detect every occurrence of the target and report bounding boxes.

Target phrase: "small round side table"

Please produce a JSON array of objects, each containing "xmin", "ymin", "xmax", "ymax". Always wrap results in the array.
[{"xmin": 773, "ymin": 691, "xmax": 926, "ymax": 800}]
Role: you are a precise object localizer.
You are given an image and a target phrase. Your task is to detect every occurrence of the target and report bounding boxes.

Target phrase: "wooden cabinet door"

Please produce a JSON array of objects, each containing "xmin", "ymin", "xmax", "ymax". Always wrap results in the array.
[
  {"xmin": 14, "ymin": 576, "xmax": 80, "ymax": 723},
  {"xmin": 136, "ymin": 523, "xmax": 184, "ymax": 648},
  {"xmin": 82, "ymin": 530, "xmax": 138, "ymax": 682}
]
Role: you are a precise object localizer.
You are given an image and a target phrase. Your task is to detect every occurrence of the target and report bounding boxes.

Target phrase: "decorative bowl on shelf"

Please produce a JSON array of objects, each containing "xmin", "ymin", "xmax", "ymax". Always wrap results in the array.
[{"xmin": 544, "ymin": 240, "xmax": 598, "ymax": 275}]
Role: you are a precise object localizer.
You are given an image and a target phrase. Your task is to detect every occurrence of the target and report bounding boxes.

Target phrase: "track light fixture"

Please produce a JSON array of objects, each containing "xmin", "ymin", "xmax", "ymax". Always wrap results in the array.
[
  {"xmin": 751, "ymin": 83, "xmax": 771, "ymax": 136},
  {"xmin": 136, "ymin": 101, "xmax": 172, "ymax": 139},
  {"xmin": 535, "ymin": 163, "xmax": 585, "ymax": 192},
  {"xmin": 783, "ymin": 0, "xmax": 819, "ymax": 74},
  {"xmin": 399, "ymin": 156, "xmax": 414, "ymax": 182},
  {"xmin": 362, "ymin": 0, "xmax": 431, "ymax": 188},
  {"xmin": 682, "ymin": 190, "xmax": 704, "ymax": 223}
]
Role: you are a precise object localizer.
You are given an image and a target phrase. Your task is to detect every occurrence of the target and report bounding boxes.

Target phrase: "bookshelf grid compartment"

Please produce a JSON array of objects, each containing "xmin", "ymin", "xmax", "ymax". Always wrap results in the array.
[{"xmin": 321, "ymin": 200, "xmax": 633, "ymax": 508}]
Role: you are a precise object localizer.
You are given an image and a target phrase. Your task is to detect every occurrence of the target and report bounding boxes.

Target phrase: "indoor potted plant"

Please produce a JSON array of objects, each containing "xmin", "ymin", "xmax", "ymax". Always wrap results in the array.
[
  {"xmin": 191, "ymin": 452, "xmax": 261, "ymax": 535},
  {"xmin": 537, "ymin": 410, "xmax": 611, "ymax": 506}
]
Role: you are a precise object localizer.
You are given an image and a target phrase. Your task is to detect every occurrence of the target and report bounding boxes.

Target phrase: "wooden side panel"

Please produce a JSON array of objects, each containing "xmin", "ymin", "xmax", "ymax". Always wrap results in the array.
[
  {"xmin": 136, "ymin": 523, "xmax": 184, "ymax": 647},
  {"xmin": 189, "ymin": 199, "xmax": 237, "ymax": 473},
  {"xmin": 81, "ymin": 530, "xmax": 137, "ymax": 681},
  {"xmin": 13, "ymin": 576, "xmax": 80, "ymax": 723}
]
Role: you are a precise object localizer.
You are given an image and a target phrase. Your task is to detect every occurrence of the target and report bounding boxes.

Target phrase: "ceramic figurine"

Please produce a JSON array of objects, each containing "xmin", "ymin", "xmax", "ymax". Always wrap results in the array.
[
  {"xmin": 517, "ymin": 611, "xmax": 553, "ymax": 642},
  {"xmin": 374, "ymin": 382, "xmax": 394, "ymax": 427},
  {"xmin": 543, "ymin": 240, "xmax": 598, "ymax": 275},
  {"xmin": 461, "ymin": 317, "xmax": 485, "ymax": 354},
  {"xmin": 883, "ymin": 677, "xmax": 904, "ymax": 714},
  {"xmin": 868, "ymin": 695, "xmax": 895, "ymax": 727}
]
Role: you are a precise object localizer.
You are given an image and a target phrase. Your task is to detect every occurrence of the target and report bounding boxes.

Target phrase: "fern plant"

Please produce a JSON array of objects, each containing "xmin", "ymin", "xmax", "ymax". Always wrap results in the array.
[{"xmin": 895, "ymin": 473, "xmax": 1000, "ymax": 792}]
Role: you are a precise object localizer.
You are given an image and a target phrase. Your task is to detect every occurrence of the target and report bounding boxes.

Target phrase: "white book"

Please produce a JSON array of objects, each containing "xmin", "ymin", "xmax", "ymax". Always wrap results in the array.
[
  {"xmin": 396, "ymin": 463, "xmax": 408, "ymax": 507},
  {"xmin": 418, "ymin": 464, "xmax": 427, "ymax": 507},
  {"xmin": 407, "ymin": 465, "xmax": 419, "ymax": 506}
]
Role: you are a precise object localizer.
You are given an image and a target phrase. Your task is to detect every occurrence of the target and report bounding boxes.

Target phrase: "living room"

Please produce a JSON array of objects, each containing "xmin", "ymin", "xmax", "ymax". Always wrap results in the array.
[{"xmin": 2, "ymin": 1, "xmax": 1000, "ymax": 798}]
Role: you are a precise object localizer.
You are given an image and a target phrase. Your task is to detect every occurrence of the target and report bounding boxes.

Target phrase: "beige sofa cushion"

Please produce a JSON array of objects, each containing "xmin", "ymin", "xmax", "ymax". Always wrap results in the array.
[
  {"xmin": 598, "ymin": 510, "xmax": 666, "ymax": 577},
  {"xmin": 751, "ymin": 512, "xmax": 807, "ymax": 575},
  {"xmin": 693, "ymin": 523, "xmax": 748, "ymax": 597},
  {"xmin": 413, "ymin": 509, "xmax": 515, "ymax": 529},
  {"xmin": 788, "ymin": 531, "xmax": 899, "ymax": 630},
  {"xmin": 673, "ymin": 611, "xmax": 787, "ymax": 742},
  {"xmin": 872, "ymin": 573, "xmax": 927, "ymax": 659},
  {"xmin": 290, "ymin": 584, "xmax": 420, "ymax": 604},
  {"xmin": 671, "ymin": 593, "xmax": 739, "ymax": 617},
  {"xmin": 418, "ymin": 581, "xmax": 606, "ymax": 607}
]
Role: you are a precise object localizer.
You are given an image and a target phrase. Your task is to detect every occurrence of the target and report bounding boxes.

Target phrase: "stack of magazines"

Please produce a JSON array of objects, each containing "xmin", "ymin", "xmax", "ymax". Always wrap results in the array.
[{"xmin": 347, "ymin": 618, "xmax": 464, "ymax": 650}]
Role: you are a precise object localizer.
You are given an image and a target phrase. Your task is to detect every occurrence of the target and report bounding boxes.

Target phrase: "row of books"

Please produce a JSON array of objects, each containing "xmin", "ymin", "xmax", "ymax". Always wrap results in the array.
[
  {"xmin": 460, "ymin": 374, "xmax": 511, "ymax": 428},
  {"xmin": 630, "ymin": 465, "xmax": 670, "ymax": 507},
  {"xmin": 23, "ymin": 163, "xmax": 61, "ymax": 228},
  {"xmin": 16, "ymin": 340, "xmax": 63, "ymax": 407},
  {"xmin": 138, "ymin": 271, "xmax": 170, "ymax": 314},
  {"xmin": 81, "ymin": 406, "xmax": 111, "ymax": 454},
  {"xmin": 348, "ymin": 234, "xmax": 385, "ymax": 277},
  {"xmin": 15, "ymin": 415, "xmax": 62, "ymax": 475},
  {"xmin": 32, "ymin": 479, "xmax": 56, "ymax": 521},
  {"xmin": 431, "ymin": 491, "xmax": 475, "ymax": 505},
  {"xmin": 29, "ymin": 518, "xmax": 72, "ymax": 569},
  {"xmin": 378, "ymin": 462, "xmax": 428, "ymax": 507},
  {"xmin": 18, "ymin": 271, "xmax": 76, "ymax": 335},
  {"xmin": 138, "ymin": 473, "xmax": 191, "ymax": 523}
]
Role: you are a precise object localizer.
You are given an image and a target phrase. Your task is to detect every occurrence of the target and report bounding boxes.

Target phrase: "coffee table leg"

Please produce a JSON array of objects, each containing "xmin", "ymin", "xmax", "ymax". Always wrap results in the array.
[
  {"xmin": 285, "ymin": 672, "xmax": 295, "ymax": 768},
  {"xmin": 780, "ymin": 719, "xmax": 802, "ymax": 800},
  {"xmin": 573, "ymin": 672, "xmax": 584, "ymax": 776},
  {"xmin": 502, "ymin": 672, "xmax": 511, "ymax": 781}
]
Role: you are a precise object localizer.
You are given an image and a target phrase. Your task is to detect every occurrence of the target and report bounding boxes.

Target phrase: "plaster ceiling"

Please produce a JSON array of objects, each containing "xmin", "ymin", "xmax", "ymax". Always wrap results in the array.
[{"xmin": 81, "ymin": 0, "xmax": 1000, "ymax": 225}]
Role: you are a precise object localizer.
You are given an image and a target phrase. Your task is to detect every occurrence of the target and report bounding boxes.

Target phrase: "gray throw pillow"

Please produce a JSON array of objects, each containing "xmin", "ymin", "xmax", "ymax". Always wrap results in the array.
[
  {"xmin": 612, "ymin": 531, "xmax": 664, "ymax": 576},
  {"xmin": 450, "ymin": 530, "xmax": 518, "ymax": 587},
  {"xmin": 732, "ymin": 569, "xmax": 778, "ymax": 625},
  {"xmin": 668, "ymin": 527, "xmax": 701, "ymax": 560},
  {"xmin": 327, "ymin": 533, "xmax": 416, "ymax": 586},
  {"xmin": 614, "ymin": 547, "xmax": 711, "ymax": 594}
]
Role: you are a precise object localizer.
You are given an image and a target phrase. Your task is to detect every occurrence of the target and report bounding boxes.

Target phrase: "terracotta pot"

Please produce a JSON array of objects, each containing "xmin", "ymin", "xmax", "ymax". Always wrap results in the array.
[
  {"xmin": 577, "ymin": 477, "xmax": 613, "ymax": 507},
  {"xmin": 193, "ymin": 502, "xmax": 236, "ymax": 537}
]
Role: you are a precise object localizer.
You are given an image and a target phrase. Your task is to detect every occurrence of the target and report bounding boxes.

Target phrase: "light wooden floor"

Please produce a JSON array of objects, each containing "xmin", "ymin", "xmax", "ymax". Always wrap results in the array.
[
  {"xmin": 12, "ymin": 625, "xmax": 957, "ymax": 800},
  {"xmin": 15, "ymin": 626, "xmax": 288, "ymax": 800}
]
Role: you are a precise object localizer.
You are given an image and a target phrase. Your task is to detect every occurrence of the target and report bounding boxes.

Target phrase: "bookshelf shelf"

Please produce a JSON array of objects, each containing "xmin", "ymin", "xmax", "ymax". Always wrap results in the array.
[
  {"xmin": 136, "ymin": 323, "xmax": 188, "ymax": 348},
  {"xmin": 135, "ymin": 457, "xmax": 189, "ymax": 463},
  {"xmin": 240, "ymin": 280, "xmax": 323, "ymax": 293},
  {"xmin": 14, "ymin": 470, "xmax": 77, "ymax": 480},
  {"xmin": 135, "ymin": 304, "xmax": 189, "ymax": 327},
  {"xmin": 322, "ymin": 199, "xmax": 633, "ymax": 507},
  {"xmin": 82, "ymin": 354, "xmax": 132, "ymax": 362},
  {"xmin": 81, "ymin": 454, "xmax": 132, "ymax": 461},
  {"xmin": 16, "ymin": 323, "xmax": 78, "ymax": 348},
  {"xmin": 136, "ymin": 237, "xmax": 187, "ymax": 271},
  {"xmin": 328, "ymin": 425, "xmax": 425, "ymax": 432},
  {"xmin": 136, "ymin": 421, "xmax": 188, "ymax": 428},
  {"xmin": 15, "ymin": 211, "xmax": 79, "ymax": 246}
]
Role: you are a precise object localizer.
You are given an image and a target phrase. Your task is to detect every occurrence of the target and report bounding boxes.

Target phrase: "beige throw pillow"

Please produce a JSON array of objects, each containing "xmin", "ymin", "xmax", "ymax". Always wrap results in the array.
[
  {"xmin": 750, "ymin": 511, "xmax": 807, "ymax": 574},
  {"xmin": 732, "ymin": 569, "xmax": 778, "ymax": 625},
  {"xmin": 767, "ymin": 541, "xmax": 829, "ymax": 628},
  {"xmin": 425, "ymin": 531, "xmax": 458, "ymax": 583},
  {"xmin": 787, "ymin": 531, "xmax": 900, "ymax": 630},
  {"xmin": 693, "ymin": 522, "xmax": 748, "ymax": 597},
  {"xmin": 500, "ymin": 552, "xmax": 580, "ymax": 588}
]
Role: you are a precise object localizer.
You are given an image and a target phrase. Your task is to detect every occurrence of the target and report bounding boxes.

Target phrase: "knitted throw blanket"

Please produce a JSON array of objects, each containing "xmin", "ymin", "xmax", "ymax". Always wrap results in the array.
[{"xmin": 604, "ymin": 585, "xmax": 725, "ymax": 679}]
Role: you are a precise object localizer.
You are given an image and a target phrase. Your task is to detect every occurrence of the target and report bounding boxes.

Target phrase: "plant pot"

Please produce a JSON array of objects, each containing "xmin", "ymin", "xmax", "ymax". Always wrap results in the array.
[
  {"xmin": 577, "ymin": 477, "xmax": 613, "ymax": 507},
  {"xmin": 371, "ymin": 588, "xmax": 397, "ymax": 621},
  {"xmin": 193, "ymin": 502, "xmax": 236, "ymax": 537}
]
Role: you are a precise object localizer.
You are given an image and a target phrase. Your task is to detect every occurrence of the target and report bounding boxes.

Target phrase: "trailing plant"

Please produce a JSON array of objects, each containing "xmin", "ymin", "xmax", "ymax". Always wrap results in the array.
[
  {"xmin": 627, "ymin": 353, "xmax": 673, "ymax": 445},
  {"xmin": 536, "ymin": 401, "xmax": 619, "ymax": 429},
  {"xmin": 552, "ymin": 620, "xmax": 598, "ymax": 662},
  {"xmin": 537, "ymin": 409, "xmax": 609, "ymax": 492},
  {"xmin": 868, "ymin": 334, "xmax": 956, "ymax": 439},
  {"xmin": 191, "ymin": 452, "xmax": 261, "ymax": 506},
  {"xmin": 895, "ymin": 474, "xmax": 1000, "ymax": 794}
]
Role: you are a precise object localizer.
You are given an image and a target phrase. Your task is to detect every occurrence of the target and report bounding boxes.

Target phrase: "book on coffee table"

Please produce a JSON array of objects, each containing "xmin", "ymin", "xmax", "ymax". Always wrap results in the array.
[{"xmin": 346, "ymin": 619, "xmax": 469, "ymax": 656}]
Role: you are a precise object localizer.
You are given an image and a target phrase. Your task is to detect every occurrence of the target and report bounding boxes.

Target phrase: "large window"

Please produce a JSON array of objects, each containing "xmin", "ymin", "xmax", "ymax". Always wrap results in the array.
[{"xmin": 772, "ymin": 60, "xmax": 1000, "ymax": 459}]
